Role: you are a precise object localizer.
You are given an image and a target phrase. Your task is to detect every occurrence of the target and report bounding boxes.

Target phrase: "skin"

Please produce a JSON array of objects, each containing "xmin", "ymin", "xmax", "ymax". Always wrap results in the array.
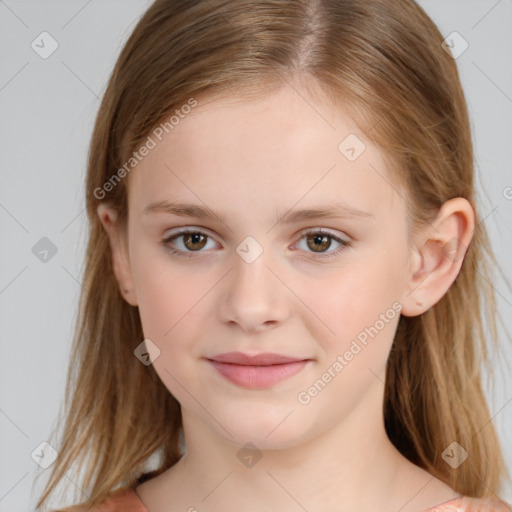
[{"xmin": 98, "ymin": 79, "xmax": 475, "ymax": 512}]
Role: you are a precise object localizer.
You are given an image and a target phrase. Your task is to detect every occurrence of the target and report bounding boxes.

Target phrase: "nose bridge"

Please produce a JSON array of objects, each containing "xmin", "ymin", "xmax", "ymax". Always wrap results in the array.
[{"xmin": 218, "ymin": 236, "xmax": 289, "ymax": 331}]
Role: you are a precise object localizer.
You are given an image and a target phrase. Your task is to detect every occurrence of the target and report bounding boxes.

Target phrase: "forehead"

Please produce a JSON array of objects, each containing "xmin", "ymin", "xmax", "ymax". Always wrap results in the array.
[{"xmin": 127, "ymin": 84, "xmax": 405, "ymax": 227}]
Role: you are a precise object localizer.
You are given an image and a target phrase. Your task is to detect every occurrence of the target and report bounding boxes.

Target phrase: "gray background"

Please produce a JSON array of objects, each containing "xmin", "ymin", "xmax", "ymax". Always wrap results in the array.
[{"xmin": 0, "ymin": 1, "xmax": 511, "ymax": 510}]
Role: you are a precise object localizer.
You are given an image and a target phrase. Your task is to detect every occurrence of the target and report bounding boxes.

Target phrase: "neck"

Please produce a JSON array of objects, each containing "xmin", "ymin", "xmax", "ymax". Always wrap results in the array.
[{"xmin": 162, "ymin": 382, "xmax": 429, "ymax": 512}]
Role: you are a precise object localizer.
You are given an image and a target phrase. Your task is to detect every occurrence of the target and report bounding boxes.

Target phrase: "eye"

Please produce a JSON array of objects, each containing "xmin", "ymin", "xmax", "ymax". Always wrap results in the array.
[
  {"xmin": 161, "ymin": 228, "xmax": 218, "ymax": 257},
  {"xmin": 161, "ymin": 227, "xmax": 351, "ymax": 260},
  {"xmin": 293, "ymin": 229, "xmax": 351, "ymax": 259}
]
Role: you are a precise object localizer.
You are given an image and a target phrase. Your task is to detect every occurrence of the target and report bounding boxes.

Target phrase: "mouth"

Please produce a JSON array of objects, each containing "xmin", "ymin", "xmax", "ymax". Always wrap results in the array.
[{"xmin": 206, "ymin": 352, "xmax": 311, "ymax": 389}]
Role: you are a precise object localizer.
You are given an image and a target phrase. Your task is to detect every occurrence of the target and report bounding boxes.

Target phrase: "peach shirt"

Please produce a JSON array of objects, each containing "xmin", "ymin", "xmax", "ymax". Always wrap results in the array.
[{"xmin": 90, "ymin": 487, "xmax": 512, "ymax": 512}]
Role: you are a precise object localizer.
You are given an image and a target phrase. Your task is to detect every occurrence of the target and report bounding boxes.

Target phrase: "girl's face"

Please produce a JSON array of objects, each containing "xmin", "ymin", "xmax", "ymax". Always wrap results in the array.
[{"xmin": 119, "ymin": 83, "xmax": 416, "ymax": 449}]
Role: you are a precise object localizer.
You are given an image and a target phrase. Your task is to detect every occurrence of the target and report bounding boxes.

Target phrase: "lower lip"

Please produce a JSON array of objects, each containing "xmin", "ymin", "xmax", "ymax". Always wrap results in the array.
[{"xmin": 208, "ymin": 360, "xmax": 309, "ymax": 389}]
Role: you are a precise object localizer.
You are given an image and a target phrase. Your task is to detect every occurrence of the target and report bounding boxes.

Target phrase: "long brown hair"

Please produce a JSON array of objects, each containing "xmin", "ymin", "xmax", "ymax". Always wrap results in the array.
[{"xmin": 36, "ymin": 0, "xmax": 510, "ymax": 509}]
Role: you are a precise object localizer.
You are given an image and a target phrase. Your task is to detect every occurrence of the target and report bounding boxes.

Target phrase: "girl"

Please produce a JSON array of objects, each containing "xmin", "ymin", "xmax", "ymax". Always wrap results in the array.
[{"xmin": 36, "ymin": 0, "xmax": 511, "ymax": 511}]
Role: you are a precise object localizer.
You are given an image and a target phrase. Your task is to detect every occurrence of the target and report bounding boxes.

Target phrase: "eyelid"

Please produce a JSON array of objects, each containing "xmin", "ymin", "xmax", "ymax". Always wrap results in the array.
[
  {"xmin": 163, "ymin": 225, "xmax": 218, "ymax": 239},
  {"xmin": 297, "ymin": 226, "xmax": 348, "ymax": 239},
  {"xmin": 162, "ymin": 226, "xmax": 349, "ymax": 243}
]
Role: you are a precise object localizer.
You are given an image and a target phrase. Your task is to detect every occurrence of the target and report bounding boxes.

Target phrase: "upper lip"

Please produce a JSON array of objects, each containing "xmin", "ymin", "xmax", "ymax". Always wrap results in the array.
[{"xmin": 207, "ymin": 352, "xmax": 308, "ymax": 366}]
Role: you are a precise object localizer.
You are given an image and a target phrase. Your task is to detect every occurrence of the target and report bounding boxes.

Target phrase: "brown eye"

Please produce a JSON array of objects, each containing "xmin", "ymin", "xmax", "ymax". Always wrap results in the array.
[
  {"xmin": 294, "ymin": 229, "xmax": 351, "ymax": 259},
  {"xmin": 162, "ymin": 229, "xmax": 217, "ymax": 257},
  {"xmin": 306, "ymin": 233, "xmax": 332, "ymax": 253},
  {"xmin": 182, "ymin": 232, "xmax": 207, "ymax": 251}
]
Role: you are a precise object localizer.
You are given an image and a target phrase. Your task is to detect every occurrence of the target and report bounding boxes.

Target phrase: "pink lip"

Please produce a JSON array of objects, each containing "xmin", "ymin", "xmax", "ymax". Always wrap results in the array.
[{"xmin": 207, "ymin": 352, "xmax": 310, "ymax": 389}]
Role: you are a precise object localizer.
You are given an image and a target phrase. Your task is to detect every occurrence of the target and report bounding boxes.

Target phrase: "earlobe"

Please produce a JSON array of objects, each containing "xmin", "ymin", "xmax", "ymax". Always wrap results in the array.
[
  {"xmin": 96, "ymin": 203, "xmax": 138, "ymax": 307},
  {"xmin": 400, "ymin": 197, "xmax": 475, "ymax": 317}
]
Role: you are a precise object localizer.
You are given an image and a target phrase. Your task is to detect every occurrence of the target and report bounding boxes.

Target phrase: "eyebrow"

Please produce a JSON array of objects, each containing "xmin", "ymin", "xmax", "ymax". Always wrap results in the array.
[{"xmin": 143, "ymin": 200, "xmax": 375, "ymax": 224}]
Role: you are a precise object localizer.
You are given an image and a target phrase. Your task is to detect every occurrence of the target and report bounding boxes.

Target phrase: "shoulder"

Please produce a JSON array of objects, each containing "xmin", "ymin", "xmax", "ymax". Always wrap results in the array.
[
  {"xmin": 427, "ymin": 496, "xmax": 512, "ymax": 512},
  {"xmin": 67, "ymin": 487, "xmax": 148, "ymax": 512}
]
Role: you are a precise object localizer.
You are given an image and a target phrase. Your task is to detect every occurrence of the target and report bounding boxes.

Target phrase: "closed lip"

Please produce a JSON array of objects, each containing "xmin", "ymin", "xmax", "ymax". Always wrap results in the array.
[{"xmin": 206, "ymin": 352, "xmax": 309, "ymax": 365}]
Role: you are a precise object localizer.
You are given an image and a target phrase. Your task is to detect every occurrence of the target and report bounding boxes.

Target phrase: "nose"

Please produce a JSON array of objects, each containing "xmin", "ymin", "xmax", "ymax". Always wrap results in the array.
[{"xmin": 217, "ymin": 246, "xmax": 290, "ymax": 333}]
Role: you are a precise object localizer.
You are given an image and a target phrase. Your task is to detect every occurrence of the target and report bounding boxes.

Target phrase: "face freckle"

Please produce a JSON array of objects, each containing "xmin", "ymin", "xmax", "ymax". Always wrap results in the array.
[{"xmin": 124, "ymin": 82, "xmax": 412, "ymax": 449}]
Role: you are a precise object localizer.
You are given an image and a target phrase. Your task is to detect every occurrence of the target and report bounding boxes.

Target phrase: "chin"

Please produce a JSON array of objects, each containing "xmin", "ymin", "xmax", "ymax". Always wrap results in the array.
[{"xmin": 212, "ymin": 403, "xmax": 317, "ymax": 451}]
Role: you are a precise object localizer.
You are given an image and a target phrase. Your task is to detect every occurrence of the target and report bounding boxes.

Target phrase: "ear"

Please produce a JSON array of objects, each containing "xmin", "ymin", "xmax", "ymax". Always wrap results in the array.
[
  {"xmin": 97, "ymin": 203, "xmax": 138, "ymax": 307},
  {"xmin": 400, "ymin": 197, "xmax": 475, "ymax": 317}
]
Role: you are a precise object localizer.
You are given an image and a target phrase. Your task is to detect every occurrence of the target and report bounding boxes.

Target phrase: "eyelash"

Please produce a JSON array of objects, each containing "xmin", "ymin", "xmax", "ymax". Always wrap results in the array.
[{"xmin": 160, "ymin": 228, "xmax": 351, "ymax": 260}]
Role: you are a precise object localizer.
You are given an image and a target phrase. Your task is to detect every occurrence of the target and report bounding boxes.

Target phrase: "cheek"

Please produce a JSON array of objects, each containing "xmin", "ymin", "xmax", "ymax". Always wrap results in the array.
[
  {"xmin": 130, "ymin": 244, "xmax": 222, "ymax": 360},
  {"xmin": 130, "ymin": 244, "xmax": 194, "ymax": 339},
  {"xmin": 131, "ymin": 251, "xmax": 209, "ymax": 399},
  {"xmin": 302, "ymin": 252, "xmax": 404, "ymax": 328}
]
